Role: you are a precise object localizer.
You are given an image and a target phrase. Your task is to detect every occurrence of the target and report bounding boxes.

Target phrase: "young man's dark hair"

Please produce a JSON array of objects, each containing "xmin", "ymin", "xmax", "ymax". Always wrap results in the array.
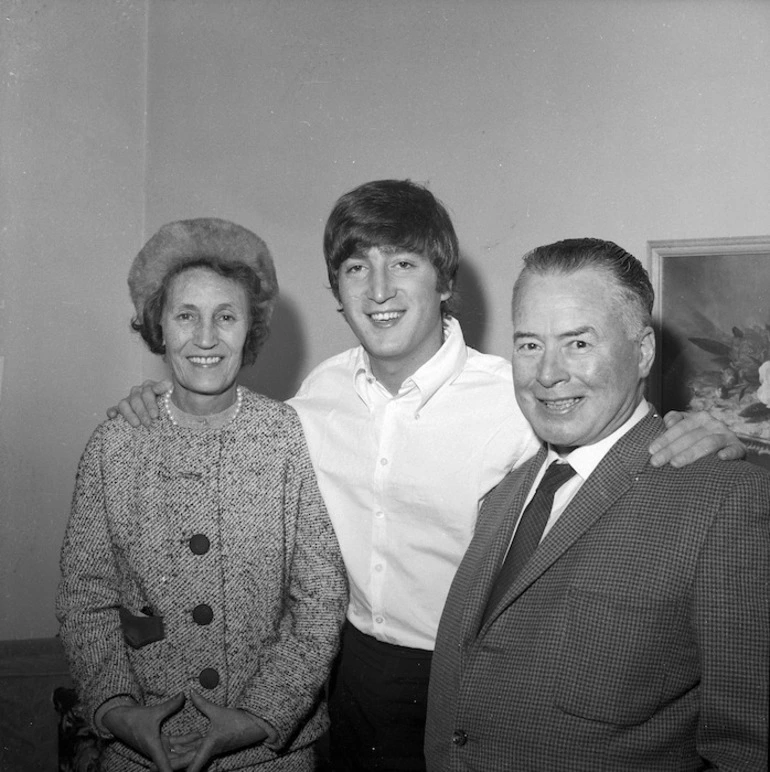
[{"xmin": 323, "ymin": 179, "xmax": 460, "ymax": 316}]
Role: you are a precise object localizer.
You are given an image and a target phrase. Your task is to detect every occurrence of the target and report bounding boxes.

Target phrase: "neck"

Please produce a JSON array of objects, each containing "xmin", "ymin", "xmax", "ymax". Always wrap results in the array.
[
  {"xmin": 170, "ymin": 383, "xmax": 239, "ymax": 416},
  {"xmin": 368, "ymin": 319, "xmax": 447, "ymax": 395}
]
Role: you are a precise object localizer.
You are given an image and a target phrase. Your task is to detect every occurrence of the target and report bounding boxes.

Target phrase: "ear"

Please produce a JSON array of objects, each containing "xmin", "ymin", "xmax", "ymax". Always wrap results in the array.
[{"xmin": 638, "ymin": 326, "xmax": 656, "ymax": 379}]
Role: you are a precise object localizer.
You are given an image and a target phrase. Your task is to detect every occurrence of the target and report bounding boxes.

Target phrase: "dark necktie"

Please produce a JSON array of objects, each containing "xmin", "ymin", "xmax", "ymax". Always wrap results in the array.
[{"xmin": 482, "ymin": 462, "xmax": 576, "ymax": 625}]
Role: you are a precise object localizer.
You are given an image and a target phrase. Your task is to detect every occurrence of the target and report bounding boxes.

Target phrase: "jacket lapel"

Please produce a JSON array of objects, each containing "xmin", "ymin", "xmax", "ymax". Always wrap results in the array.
[
  {"xmin": 478, "ymin": 411, "xmax": 665, "ymax": 634},
  {"xmin": 459, "ymin": 445, "xmax": 548, "ymax": 641}
]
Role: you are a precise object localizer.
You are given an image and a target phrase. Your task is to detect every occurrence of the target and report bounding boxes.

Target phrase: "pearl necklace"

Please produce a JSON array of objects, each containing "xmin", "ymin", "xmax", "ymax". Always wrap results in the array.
[{"xmin": 163, "ymin": 386, "xmax": 243, "ymax": 429}]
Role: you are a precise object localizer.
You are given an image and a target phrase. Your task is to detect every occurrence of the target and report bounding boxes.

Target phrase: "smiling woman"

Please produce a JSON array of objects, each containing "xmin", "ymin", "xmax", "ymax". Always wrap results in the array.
[
  {"xmin": 161, "ymin": 266, "xmax": 249, "ymax": 414},
  {"xmin": 56, "ymin": 219, "xmax": 347, "ymax": 772}
]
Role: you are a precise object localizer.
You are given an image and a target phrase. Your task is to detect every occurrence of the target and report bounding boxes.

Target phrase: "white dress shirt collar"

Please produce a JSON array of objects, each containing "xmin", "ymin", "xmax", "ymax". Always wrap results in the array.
[
  {"xmin": 353, "ymin": 317, "xmax": 468, "ymax": 410},
  {"xmin": 547, "ymin": 399, "xmax": 653, "ymax": 480},
  {"xmin": 531, "ymin": 400, "xmax": 653, "ymax": 541}
]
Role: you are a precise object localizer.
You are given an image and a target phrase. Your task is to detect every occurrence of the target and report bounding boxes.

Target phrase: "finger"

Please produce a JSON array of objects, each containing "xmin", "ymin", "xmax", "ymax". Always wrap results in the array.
[
  {"xmin": 146, "ymin": 742, "xmax": 175, "ymax": 772},
  {"xmin": 154, "ymin": 692, "xmax": 186, "ymax": 720},
  {"xmin": 107, "ymin": 406, "xmax": 119, "ymax": 420},
  {"xmin": 168, "ymin": 747, "xmax": 200, "ymax": 770},
  {"xmin": 165, "ymin": 731, "xmax": 204, "ymax": 747},
  {"xmin": 664, "ymin": 436, "xmax": 725, "ymax": 469},
  {"xmin": 153, "ymin": 379, "xmax": 173, "ymax": 396},
  {"xmin": 128, "ymin": 385, "xmax": 157, "ymax": 426},
  {"xmin": 116, "ymin": 397, "xmax": 144, "ymax": 428},
  {"xmin": 188, "ymin": 690, "xmax": 213, "ymax": 716},
  {"xmin": 661, "ymin": 409, "xmax": 684, "ymax": 429},
  {"xmin": 139, "ymin": 379, "xmax": 164, "ymax": 421},
  {"xmin": 185, "ymin": 739, "xmax": 217, "ymax": 772},
  {"xmin": 648, "ymin": 418, "xmax": 690, "ymax": 456},
  {"xmin": 717, "ymin": 441, "xmax": 746, "ymax": 461},
  {"xmin": 649, "ymin": 429, "xmax": 704, "ymax": 467},
  {"xmin": 164, "ymin": 736, "xmax": 203, "ymax": 758}
]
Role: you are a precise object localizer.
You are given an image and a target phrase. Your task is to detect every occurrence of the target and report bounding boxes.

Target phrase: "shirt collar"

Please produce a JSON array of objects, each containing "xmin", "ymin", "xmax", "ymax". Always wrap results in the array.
[
  {"xmin": 547, "ymin": 399, "xmax": 652, "ymax": 480},
  {"xmin": 352, "ymin": 317, "xmax": 468, "ymax": 409}
]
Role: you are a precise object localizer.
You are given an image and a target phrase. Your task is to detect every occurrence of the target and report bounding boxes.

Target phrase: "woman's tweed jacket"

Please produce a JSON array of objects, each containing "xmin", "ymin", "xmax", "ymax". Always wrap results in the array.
[{"xmin": 57, "ymin": 389, "xmax": 348, "ymax": 771}]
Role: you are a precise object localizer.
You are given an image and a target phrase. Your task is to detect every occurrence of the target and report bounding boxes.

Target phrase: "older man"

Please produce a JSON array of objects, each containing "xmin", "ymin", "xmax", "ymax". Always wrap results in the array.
[{"xmin": 425, "ymin": 238, "xmax": 769, "ymax": 771}]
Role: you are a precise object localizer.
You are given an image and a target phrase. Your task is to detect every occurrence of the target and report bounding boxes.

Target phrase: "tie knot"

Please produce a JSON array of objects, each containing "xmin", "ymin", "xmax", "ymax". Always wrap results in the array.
[{"xmin": 539, "ymin": 462, "xmax": 576, "ymax": 494}]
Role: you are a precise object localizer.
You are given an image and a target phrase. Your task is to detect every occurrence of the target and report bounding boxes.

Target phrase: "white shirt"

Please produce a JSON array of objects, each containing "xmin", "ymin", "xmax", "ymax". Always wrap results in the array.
[{"xmin": 289, "ymin": 318, "xmax": 539, "ymax": 650}]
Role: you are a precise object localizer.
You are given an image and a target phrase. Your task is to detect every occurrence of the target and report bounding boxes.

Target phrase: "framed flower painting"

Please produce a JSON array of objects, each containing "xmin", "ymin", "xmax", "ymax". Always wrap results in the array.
[{"xmin": 648, "ymin": 236, "xmax": 770, "ymax": 470}]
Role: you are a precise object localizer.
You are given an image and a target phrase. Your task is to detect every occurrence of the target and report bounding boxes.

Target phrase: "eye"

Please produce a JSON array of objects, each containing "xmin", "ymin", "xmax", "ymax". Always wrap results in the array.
[
  {"xmin": 176, "ymin": 312, "xmax": 194, "ymax": 322},
  {"xmin": 343, "ymin": 262, "xmax": 366, "ymax": 275},
  {"xmin": 569, "ymin": 339, "xmax": 589, "ymax": 349}
]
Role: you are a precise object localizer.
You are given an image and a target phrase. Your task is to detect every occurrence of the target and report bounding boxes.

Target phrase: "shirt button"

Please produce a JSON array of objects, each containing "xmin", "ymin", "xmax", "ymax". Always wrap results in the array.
[
  {"xmin": 199, "ymin": 668, "xmax": 219, "ymax": 689},
  {"xmin": 375, "ymin": 616, "xmax": 384, "ymax": 624},
  {"xmin": 189, "ymin": 534, "xmax": 210, "ymax": 555},
  {"xmin": 380, "ymin": 458, "xmax": 388, "ymax": 466},
  {"xmin": 192, "ymin": 604, "xmax": 214, "ymax": 625},
  {"xmin": 375, "ymin": 511, "xmax": 384, "ymax": 519},
  {"xmin": 375, "ymin": 564, "xmax": 383, "ymax": 572},
  {"xmin": 451, "ymin": 730, "xmax": 468, "ymax": 746}
]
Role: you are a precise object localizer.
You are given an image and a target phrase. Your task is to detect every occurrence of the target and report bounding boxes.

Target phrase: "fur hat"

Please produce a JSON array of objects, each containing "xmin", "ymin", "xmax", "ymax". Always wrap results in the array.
[{"xmin": 128, "ymin": 217, "xmax": 278, "ymax": 316}]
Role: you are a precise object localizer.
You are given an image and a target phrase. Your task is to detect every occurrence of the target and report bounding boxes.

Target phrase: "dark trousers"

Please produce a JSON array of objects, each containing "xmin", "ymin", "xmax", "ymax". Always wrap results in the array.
[{"xmin": 327, "ymin": 622, "xmax": 432, "ymax": 772}]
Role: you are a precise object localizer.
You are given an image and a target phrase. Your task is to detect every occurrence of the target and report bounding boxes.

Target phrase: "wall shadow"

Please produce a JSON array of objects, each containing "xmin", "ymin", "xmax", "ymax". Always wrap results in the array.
[
  {"xmin": 647, "ymin": 323, "xmax": 692, "ymax": 414},
  {"xmin": 238, "ymin": 295, "xmax": 306, "ymax": 402},
  {"xmin": 453, "ymin": 253, "xmax": 489, "ymax": 353}
]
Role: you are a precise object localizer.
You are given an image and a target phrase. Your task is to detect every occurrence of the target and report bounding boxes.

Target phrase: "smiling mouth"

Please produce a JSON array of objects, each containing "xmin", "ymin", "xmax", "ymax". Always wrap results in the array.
[
  {"xmin": 538, "ymin": 397, "xmax": 582, "ymax": 412},
  {"xmin": 368, "ymin": 311, "xmax": 403, "ymax": 324},
  {"xmin": 187, "ymin": 356, "xmax": 224, "ymax": 366}
]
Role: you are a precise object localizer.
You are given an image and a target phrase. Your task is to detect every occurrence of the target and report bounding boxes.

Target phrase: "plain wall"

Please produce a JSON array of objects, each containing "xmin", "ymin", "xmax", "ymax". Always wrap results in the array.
[
  {"xmin": 1, "ymin": 0, "xmax": 768, "ymax": 639},
  {"xmin": 1, "ymin": 0, "xmax": 149, "ymax": 639}
]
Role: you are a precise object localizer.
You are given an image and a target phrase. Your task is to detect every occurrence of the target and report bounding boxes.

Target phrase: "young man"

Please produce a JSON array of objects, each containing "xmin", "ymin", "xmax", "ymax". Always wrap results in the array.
[
  {"xmin": 425, "ymin": 238, "xmax": 768, "ymax": 770},
  {"xmin": 112, "ymin": 181, "xmax": 743, "ymax": 771}
]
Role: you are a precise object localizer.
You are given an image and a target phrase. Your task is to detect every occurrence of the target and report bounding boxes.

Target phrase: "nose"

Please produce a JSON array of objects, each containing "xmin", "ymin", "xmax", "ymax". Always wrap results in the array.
[
  {"xmin": 193, "ymin": 318, "xmax": 218, "ymax": 348},
  {"xmin": 536, "ymin": 346, "xmax": 569, "ymax": 388},
  {"xmin": 367, "ymin": 265, "xmax": 396, "ymax": 304}
]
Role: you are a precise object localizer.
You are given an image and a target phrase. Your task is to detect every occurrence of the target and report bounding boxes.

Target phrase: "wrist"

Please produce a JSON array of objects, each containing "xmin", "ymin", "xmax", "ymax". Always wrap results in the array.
[{"xmin": 97, "ymin": 694, "xmax": 138, "ymax": 737}]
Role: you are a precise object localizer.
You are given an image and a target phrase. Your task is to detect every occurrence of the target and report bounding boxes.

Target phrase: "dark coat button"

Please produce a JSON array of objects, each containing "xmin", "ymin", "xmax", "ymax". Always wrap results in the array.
[
  {"xmin": 189, "ymin": 534, "xmax": 210, "ymax": 555},
  {"xmin": 451, "ymin": 730, "xmax": 468, "ymax": 746},
  {"xmin": 199, "ymin": 668, "xmax": 219, "ymax": 689},
  {"xmin": 192, "ymin": 604, "xmax": 213, "ymax": 625}
]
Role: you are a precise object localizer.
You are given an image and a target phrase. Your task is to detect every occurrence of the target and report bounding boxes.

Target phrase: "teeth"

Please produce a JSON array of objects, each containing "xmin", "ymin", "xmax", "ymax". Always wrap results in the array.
[
  {"xmin": 188, "ymin": 356, "xmax": 222, "ymax": 365},
  {"xmin": 370, "ymin": 311, "xmax": 401, "ymax": 321},
  {"xmin": 541, "ymin": 398, "xmax": 580, "ymax": 410}
]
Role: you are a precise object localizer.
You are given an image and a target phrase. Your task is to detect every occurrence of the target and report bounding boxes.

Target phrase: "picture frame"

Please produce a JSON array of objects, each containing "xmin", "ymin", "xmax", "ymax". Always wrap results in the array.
[{"xmin": 648, "ymin": 236, "xmax": 770, "ymax": 469}]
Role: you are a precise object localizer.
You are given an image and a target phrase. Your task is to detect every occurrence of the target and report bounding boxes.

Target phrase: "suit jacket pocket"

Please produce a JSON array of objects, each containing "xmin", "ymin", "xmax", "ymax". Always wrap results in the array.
[
  {"xmin": 555, "ymin": 587, "xmax": 680, "ymax": 725},
  {"xmin": 118, "ymin": 606, "xmax": 165, "ymax": 649}
]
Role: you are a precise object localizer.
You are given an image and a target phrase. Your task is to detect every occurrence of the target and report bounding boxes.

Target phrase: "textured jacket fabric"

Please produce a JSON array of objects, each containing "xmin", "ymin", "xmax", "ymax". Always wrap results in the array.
[
  {"xmin": 57, "ymin": 389, "xmax": 348, "ymax": 771},
  {"xmin": 426, "ymin": 412, "xmax": 770, "ymax": 771}
]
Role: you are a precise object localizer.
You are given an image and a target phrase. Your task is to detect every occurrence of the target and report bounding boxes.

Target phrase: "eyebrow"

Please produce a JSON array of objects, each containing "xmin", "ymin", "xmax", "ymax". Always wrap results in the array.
[
  {"xmin": 342, "ymin": 251, "xmax": 370, "ymax": 263},
  {"xmin": 513, "ymin": 325, "xmax": 597, "ymax": 341},
  {"xmin": 173, "ymin": 301, "xmax": 240, "ymax": 311}
]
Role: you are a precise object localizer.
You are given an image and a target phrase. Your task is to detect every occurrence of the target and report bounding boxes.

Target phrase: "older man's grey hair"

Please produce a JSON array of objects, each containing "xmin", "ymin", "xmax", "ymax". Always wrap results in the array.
[{"xmin": 511, "ymin": 238, "xmax": 654, "ymax": 339}]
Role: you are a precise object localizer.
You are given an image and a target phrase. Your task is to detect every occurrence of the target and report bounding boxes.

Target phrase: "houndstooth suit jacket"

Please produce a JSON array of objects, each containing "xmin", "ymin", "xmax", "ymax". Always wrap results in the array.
[{"xmin": 426, "ymin": 410, "xmax": 769, "ymax": 771}]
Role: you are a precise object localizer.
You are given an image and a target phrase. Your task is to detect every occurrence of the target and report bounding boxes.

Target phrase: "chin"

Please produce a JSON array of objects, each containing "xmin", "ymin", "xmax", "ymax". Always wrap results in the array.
[{"xmin": 531, "ymin": 422, "xmax": 580, "ymax": 450}]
